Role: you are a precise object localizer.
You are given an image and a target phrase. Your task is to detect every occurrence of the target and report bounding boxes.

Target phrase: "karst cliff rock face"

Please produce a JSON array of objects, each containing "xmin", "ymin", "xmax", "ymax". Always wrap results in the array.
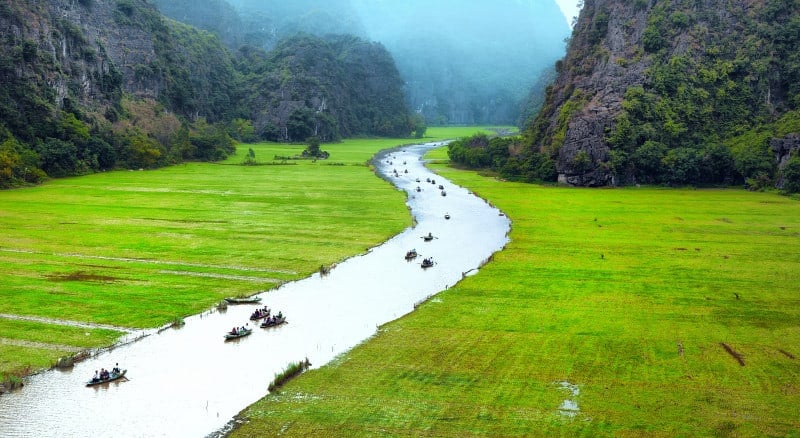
[
  {"xmin": 527, "ymin": 0, "xmax": 800, "ymax": 187},
  {"xmin": 1, "ymin": 0, "xmax": 235, "ymax": 122}
]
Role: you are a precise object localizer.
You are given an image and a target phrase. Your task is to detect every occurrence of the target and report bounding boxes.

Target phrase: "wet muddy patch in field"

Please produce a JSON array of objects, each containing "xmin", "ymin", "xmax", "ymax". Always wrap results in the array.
[
  {"xmin": 555, "ymin": 381, "xmax": 580, "ymax": 418},
  {"xmin": 46, "ymin": 271, "xmax": 122, "ymax": 283}
]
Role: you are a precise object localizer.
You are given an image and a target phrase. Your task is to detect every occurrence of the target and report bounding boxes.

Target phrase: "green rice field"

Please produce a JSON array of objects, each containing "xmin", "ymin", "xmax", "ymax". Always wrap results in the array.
[
  {"xmin": 232, "ymin": 159, "xmax": 800, "ymax": 436},
  {"xmin": 0, "ymin": 127, "xmax": 497, "ymax": 385}
]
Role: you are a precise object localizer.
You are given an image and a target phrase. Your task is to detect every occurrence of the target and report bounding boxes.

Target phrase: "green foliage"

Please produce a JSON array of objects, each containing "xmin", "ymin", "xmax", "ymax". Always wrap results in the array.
[
  {"xmin": 411, "ymin": 113, "xmax": 427, "ymax": 139},
  {"xmin": 189, "ymin": 118, "xmax": 235, "ymax": 162},
  {"xmin": 567, "ymin": 2, "xmax": 800, "ymax": 187},
  {"xmin": 116, "ymin": 0, "xmax": 135, "ymax": 17},
  {"xmin": 268, "ymin": 358, "xmax": 311, "ymax": 393},
  {"xmin": 0, "ymin": 134, "xmax": 45, "ymax": 188},
  {"xmin": 241, "ymin": 34, "xmax": 410, "ymax": 142},
  {"xmin": 448, "ymin": 133, "xmax": 556, "ymax": 182},
  {"xmin": 551, "ymin": 90, "xmax": 587, "ymax": 154},
  {"xmin": 782, "ymin": 155, "xmax": 800, "ymax": 193},
  {"xmin": 301, "ymin": 136, "xmax": 328, "ymax": 159},
  {"xmin": 228, "ymin": 118, "xmax": 256, "ymax": 143},
  {"xmin": 588, "ymin": 8, "xmax": 610, "ymax": 45},
  {"xmin": 241, "ymin": 147, "xmax": 257, "ymax": 165}
]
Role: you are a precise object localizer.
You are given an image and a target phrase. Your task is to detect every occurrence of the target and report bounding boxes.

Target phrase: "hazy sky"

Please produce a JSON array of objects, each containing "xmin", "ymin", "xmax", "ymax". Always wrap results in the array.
[{"xmin": 555, "ymin": 0, "xmax": 580, "ymax": 26}]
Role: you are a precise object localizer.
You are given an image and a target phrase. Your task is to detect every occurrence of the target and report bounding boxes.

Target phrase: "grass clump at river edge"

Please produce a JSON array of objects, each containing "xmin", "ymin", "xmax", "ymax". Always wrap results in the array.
[
  {"xmin": 232, "ymin": 157, "xmax": 800, "ymax": 436},
  {"xmin": 0, "ymin": 127, "xmax": 498, "ymax": 388}
]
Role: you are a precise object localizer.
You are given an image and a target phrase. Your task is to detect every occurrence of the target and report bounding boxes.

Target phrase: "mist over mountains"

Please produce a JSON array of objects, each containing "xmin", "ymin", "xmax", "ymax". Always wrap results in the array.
[{"xmin": 157, "ymin": 0, "xmax": 571, "ymax": 125}]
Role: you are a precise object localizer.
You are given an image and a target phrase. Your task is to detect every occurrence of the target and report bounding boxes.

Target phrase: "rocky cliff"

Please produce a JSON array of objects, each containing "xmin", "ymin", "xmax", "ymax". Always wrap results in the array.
[
  {"xmin": 525, "ymin": 0, "xmax": 800, "ymax": 187},
  {"xmin": 1, "ymin": 0, "xmax": 412, "ymax": 186},
  {"xmin": 0, "ymin": 0, "xmax": 235, "ymax": 122},
  {"xmin": 240, "ymin": 34, "xmax": 409, "ymax": 142}
]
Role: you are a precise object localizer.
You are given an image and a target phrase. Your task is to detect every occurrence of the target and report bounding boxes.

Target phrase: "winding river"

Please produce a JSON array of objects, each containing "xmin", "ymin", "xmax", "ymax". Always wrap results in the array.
[{"xmin": 0, "ymin": 142, "xmax": 510, "ymax": 437}]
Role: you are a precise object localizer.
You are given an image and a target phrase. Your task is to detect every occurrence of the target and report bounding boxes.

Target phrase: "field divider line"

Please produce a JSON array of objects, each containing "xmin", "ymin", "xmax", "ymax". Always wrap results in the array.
[
  {"xmin": 0, "ymin": 337, "xmax": 84, "ymax": 353},
  {"xmin": 0, "ymin": 313, "xmax": 136, "ymax": 334},
  {"xmin": 158, "ymin": 270, "xmax": 283, "ymax": 283},
  {"xmin": 0, "ymin": 247, "xmax": 297, "ymax": 275}
]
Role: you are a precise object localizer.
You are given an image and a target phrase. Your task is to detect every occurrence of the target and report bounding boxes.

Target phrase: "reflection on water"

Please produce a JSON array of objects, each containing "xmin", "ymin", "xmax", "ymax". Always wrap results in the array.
[{"xmin": 0, "ymin": 142, "xmax": 510, "ymax": 437}]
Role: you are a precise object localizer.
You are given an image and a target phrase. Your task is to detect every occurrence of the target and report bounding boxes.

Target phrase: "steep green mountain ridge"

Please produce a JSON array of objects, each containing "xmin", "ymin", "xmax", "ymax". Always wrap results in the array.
[
  {"xmin": 0, "ymin": 0, "xmax": 410, "ymax": 187},
  {"xmin": 523, "ymin": 0, "xmax": 800, "ymax": 188},
  {"xmin": 154, "ymin": 0, "xmax": 571, "ymax": 126}
]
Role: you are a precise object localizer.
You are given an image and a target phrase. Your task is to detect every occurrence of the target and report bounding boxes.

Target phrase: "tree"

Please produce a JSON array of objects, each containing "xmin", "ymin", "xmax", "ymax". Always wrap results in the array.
[
  {"xmin": 229, "ymin": 118, "xmax": 256, "ymax": 143},
  {"xmin": 411, "ymin": 113, "xmax": 427, "ymax": 139},
  {"xmin": 782, "ymin": 155, "xmax": 800, "ymax": 193},
  {"xmin": 302, "ymin": 136, "xmax": 328, "ymax": 159}
]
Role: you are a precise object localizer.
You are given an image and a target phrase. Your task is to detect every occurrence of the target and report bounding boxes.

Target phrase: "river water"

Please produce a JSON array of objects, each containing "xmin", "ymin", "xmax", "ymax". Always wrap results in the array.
[{"xmin": 0, "ymin": 142, "xmax": 510, "ymax": 437}]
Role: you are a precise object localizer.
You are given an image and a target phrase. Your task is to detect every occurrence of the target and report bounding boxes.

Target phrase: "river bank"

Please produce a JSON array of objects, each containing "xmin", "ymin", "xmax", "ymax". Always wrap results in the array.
[
  {"xmin": 230, "ymin": 162, "xmax": 800, "ymax": 436},
  {"xmin": 0, "ymin": 138, "xmax": 512, "ymax": 437}
]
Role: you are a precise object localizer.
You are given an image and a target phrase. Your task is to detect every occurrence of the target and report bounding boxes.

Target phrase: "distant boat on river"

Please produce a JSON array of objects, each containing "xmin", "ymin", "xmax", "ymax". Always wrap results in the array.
[
  {"xmin": 225, "ymin": 296, "xmax": 262, "ymax": 304},
  {"xmin": 86, "ymin": 369, "xmax": 127, "ymax": 387}
]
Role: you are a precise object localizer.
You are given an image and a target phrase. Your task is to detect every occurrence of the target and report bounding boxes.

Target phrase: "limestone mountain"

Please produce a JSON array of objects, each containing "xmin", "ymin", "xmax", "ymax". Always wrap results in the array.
[
  {"xmin": 523, "ymin": 0, "xmax": 800, "ymax": 188},
  {"xmin": 0, "ymin": 0, "xmax": 411, "ymax": 187},
  {"xmin": 238, "ymin": 34, "xmax": 410, "ymax": 142},
  {"xmin": 154, "ymin": 0, "xmax": 571, "ymax": 126}
]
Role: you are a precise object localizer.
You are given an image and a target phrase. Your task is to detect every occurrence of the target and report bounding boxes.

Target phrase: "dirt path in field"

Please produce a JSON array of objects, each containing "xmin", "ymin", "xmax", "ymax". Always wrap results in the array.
[
  {"xmin": 0, "ymin": 313, "xmax": 136, "ymax": 334},
  {"xmin": 0, "ymin": 248, "xmax": 297, "ymax": 275},
  {"xmin": 158, "ymin": 270, "xmax": 283, "ymax": 283},
  {"xmin": 0, "ymin": 337, "xmax": 84, "ymax": 353}
]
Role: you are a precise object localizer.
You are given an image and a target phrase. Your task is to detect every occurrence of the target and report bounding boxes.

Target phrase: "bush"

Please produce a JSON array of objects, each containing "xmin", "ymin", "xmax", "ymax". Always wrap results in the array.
[
  {"xmin": 268, "ymin": 358, "xmax": 311, "ymax": 393},
  {"xmin": 782, "ymin": 155, "xmax": 800, "ymax": 193}
]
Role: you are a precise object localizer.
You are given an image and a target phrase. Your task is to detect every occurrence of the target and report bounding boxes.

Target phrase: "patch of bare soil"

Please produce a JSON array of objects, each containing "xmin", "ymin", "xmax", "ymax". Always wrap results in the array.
[
  {"xmin": 720, "ymin": 342, "xmax": 745, "ymax": 366},
  {"xmin": 46, "ymin": 271, "xmax": 121, "ymax": 283}
]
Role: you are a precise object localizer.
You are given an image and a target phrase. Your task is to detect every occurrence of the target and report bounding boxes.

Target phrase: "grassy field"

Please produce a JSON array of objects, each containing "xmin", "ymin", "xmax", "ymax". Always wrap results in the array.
[
  {"xmin": 0, "ymin": 127, "xmax": 497, "ymax": 385},
  {"xmin": 233, "ymin": 158, "xmax": 800, "ymax": 436}
]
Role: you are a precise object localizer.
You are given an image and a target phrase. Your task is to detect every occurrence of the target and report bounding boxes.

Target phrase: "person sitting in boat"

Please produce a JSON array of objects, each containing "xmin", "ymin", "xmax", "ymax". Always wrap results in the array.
[
  {"xmin": 92, "ymin": 370, "xmax": 100, "ymax": 383},
  {"xmin": 276, "ymin": 311, "xmax": 283, "ymax": 319},
  {"xmin": 231, "ymin": 327, "xmax": 238, "ymax": 335},
  {"xmin": 112, "ymin": 363, "xmax": 120, "ymax": 374},
  {"xmin": 100, "ymin": 368, "xmax": 109, "ymax": 380}
]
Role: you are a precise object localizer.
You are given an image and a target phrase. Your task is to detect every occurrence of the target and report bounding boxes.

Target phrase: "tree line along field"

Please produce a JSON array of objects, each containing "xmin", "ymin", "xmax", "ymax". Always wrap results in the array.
[
  {"xmin": 0, "ymin": 127, "xmax": 495, "ymax": 388},
  {"xmin": 232, "ymin": 158, "xmax": 800, "ymax": 436}
]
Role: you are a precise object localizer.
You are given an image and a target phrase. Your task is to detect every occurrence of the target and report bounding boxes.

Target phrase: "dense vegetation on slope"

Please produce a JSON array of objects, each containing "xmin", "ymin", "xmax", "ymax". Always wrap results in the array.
[
  {"xmin": 155, "ymin": 0, "xmax": 570, "ymax": 126},
  {"xmin": 239, "ymin": 34, "xmax": 411, "ymax": 142},
  {"xmin": 0, "ymin": 0, "xmax": 412, "ymax": 188},
  {"xmin": 0, "ymin": 0, "xmax": 237, "ymax": 187},
  {"xmin": 514, "ymin": 0, "xmax": 800, "ymax": 190}
]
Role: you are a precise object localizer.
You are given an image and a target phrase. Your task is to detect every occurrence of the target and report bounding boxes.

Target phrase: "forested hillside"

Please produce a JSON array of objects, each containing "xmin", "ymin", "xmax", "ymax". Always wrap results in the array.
[
  {"xmin": 0, "ymin": 0, "xmax": 411, "ymax": 188},
  {"xmin": 154, "ymin": 0, "xmax": 570, "ymax": 127},
  {"xmin": 519, "ymin": 0, "xmax": 800, "ymax": 189},
  {"xmin": 239, "ymin": 35, "xmax": 410, "ymax": 142}
]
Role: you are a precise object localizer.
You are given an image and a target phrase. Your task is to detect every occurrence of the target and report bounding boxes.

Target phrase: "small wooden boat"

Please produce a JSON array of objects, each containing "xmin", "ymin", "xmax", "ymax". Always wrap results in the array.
[
  {"xmin": 260, "ymin": 316, "xmax": 286, "ymax": 328},
  {"xmin": 426, "ymin": 178, "xmax": 431, "ymax": 183},
  {"xmin": 422, "ymin": 233, "xmax": 434, "ymax": 242},
  {"xmin": 224, "ymin": 327, "xmax": 252, "ymax": 340},
  {"xmin": 250, "ymin": 308, "xmax": 271, "ymax": 321},
  {"xmin": 441, "ymin": 190, "xmax": 446, "ymax": 197},
  {"xmin": 444, "ymin": 213, "xmax": 450, "ymax": 220},
  {"xmin": 86, "ymin": 369, "xmax": 127, "ymax": 387},
  {"xmin": 415, "ymin": 178, "xmax": 420, "ymax": 182},
  {"xmin": 405, "ymin": 249, "xmax": 418, "ymax": 260},
  {"xmin": 421, "ymin": 258, "xmax": 434, "ymax": 269},
  {"xmin": 224, "ymin": 296, "xmax": 262, "ymax": 304},
  {"xmin": 438, "ymin": 185, "xmax": 444, "ymax": 190},
  {"xmin": 415, "ymin": 186, "xmax": 421, "ymax": 192},
  {"xmin": 431, "ymin": 179, "xmax": 436, "ymax": 184}
]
